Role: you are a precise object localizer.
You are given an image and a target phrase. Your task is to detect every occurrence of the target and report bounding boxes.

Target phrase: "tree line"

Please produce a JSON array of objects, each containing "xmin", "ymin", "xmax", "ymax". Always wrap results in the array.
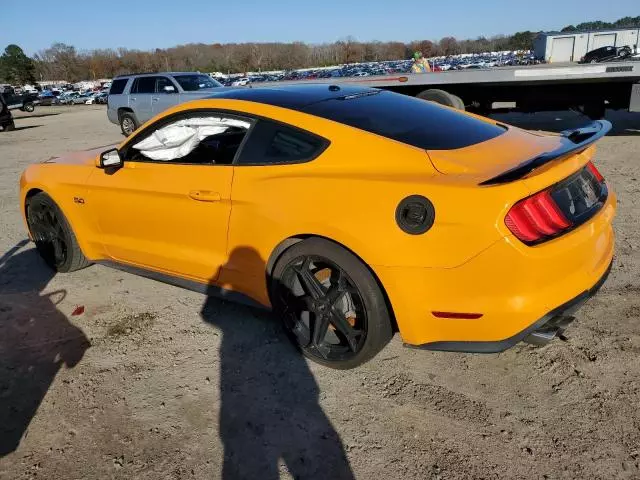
[
  {"xmin": 0, "ymin": 33, "xmax": 537, "ymax": 84},
  {"xmin": 561, "ymin": 16, "xmax": 640, "ymax": 32},
  {"xmin": 1, "ymin": 15, "xmax": 639, "ymax": 84}
]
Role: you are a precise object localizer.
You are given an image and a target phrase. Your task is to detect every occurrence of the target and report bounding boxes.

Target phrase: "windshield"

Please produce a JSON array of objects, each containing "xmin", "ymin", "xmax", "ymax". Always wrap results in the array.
[{"xmin": 173, "ymin": 74, "xmax": 222, "ymax": 91}]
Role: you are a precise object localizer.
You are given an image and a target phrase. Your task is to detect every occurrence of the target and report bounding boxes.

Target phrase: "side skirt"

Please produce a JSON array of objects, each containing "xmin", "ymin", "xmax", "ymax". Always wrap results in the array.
[{"xmin": 96, "ymin": 260, "xmax": 269, "ymax": 310}]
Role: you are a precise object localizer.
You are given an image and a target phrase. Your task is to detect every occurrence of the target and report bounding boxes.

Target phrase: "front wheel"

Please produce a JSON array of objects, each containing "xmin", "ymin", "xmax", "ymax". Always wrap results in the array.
[
  {"xmin": 271, "ymin": 238, "xmax": 393, "ymax": 369},
  {"xmin": 26, "ymin": 192, "xmax": 91, "ymax": 272}
]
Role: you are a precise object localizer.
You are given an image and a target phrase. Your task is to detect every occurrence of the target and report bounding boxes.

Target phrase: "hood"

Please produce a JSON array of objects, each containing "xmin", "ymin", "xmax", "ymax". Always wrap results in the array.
[
  {"xmin": 43, "ymin": 144, "xmax": 117, "ymax": 166},
  {"xmin": 426, "ymin": 126, "xmax": 565, "ymax": 179}
]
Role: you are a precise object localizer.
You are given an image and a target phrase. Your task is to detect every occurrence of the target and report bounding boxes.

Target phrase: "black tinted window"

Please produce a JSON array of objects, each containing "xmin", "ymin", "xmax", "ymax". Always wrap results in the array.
[
  {"xmin": 303, "ymin": 90, "xmax": 505, "ymax": 150},
  {"xmin": 132, "ymin": 77, "xmax": 156, "ymax": 94},
  {"xmin": 237, "ymin": 120, "xmax": 328, "ymax": 165},
  {"xmin": 173, "ymin": 74, "xmax": 222, "ymax": 91},
  {"xmin": 109, "ymin": 78, "xmax": 128, "ymax": 95},
  {"xmin": 156, "ymin": 77, "xmax": 176, "ymax": 93}
]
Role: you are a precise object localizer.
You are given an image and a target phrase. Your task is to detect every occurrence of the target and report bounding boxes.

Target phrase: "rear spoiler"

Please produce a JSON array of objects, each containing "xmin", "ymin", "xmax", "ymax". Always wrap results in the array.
[{"xmin": 480, "ymin": 120, "xmax": 612, "ymax": 186}]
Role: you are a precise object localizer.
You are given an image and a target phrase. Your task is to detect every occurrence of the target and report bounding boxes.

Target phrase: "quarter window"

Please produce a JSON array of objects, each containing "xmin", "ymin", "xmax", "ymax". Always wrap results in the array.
[
  {"xmin": 236, "ymin": 120, "xmax": 328, "ymax": 165},
  {"xmin": 109, "ymin": 78, "xmax": 128, "ymax": 95}
]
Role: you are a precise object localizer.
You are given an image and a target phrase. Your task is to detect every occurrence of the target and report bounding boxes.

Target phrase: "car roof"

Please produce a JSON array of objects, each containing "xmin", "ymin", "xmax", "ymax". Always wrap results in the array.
[
  {"xmin": 206, "ymin": 84, "xmax": 379, "ymax": 110},
  {"xmin": 114, "ymin": 72, "xmax": 208, "ymax": 78}
]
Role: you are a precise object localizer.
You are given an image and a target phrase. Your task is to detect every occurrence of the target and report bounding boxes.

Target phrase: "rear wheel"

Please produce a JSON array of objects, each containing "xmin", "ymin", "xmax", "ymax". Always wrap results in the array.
[
  {"xmin": 417, "ymin": 89, "xmax": 465, "ymax": 110},
  {"xmin": 271, "ymin": 238, "xmax": 393, "ymax": 369},
  {"xmin": 26, "ymin": 192, "xmax": 91, "ymax": 272},
  {"xmin": 119, "ymin": 112, "xmax": 137, "ymax": 136},
  {"xmin": 22, "ymin": 102, "xmax": 35, "ymax": 113},
  {"xmin": 2, "ymin": 120, "xmax": 15, "ymax": 132}
]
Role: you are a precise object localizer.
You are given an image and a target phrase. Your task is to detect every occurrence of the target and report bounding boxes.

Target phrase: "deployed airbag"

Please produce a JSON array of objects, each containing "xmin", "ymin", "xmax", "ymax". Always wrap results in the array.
[{"xmin": 133, "ymin": 117, "xmax": 251, "ymax": 161}]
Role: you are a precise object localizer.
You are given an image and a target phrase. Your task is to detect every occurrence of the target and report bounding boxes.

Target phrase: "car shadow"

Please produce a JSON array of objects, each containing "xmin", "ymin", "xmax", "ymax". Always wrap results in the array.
[
  {"xmin": 490, "ymin": 109, "xmax": 640, "ymax": 136},
  {"xmin": 0, "ymin": 243, "xmax": 90, "ymax": 457},
  {"xmin": 200, "ymin": 246, "xmax": 355, "ymax": 480},
  {"xmin": 6, "ymin": 125, "xmax": 42, "ymax": 132},
  {"xmin": 11, "ymin": 112, "xmax": 60, "ymax": 119}
]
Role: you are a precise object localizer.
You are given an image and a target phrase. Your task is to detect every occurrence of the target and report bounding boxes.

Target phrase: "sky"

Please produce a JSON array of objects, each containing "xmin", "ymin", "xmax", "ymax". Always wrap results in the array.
[{"xmin": 1, "ymin": 0, "xmax": 638, "ymax": 55}]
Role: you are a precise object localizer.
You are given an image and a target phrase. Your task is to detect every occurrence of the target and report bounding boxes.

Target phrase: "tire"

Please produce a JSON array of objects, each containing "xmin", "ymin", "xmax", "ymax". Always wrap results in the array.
[
  {"xmin": 119, "ymin": 112, "xmax": 138, "ymax": 136},
  {"xmin": 22, "ymin": 102, "xmax": 35, "ymax": 113},
  {"xmin": 26, "ymin": 192, "xmax": 91, "ymax": 273},
  {"xmin": 583, "ymin": 101, "xmax": 606, "ymax": 120},
  {"xmin": 3, "ymin": 120, "xmax": 15, "ymax": 132},
  {"xmin": 271, "ymin": 237, "xmax": 393, "ymax": 369},
  {"xmin": 417, "ymin": 89, "xmax": 465, "ymax": 110}
]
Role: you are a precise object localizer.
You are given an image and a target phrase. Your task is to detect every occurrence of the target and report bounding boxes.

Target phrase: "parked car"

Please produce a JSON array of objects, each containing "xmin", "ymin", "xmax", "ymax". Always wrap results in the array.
[
  {"xmin": 20, "ymin": 84, "xmax": 615, "ymax": 369},
  {"xmin": 95, "ymin": 92, "xmax": 109, "ymax": 104},
  {"xmin": 70, "ymin": 92, "xmax": 93, "ymax": 104},
  {"xmin": 85, "ymin": 92, "xmax": 102, "ymax": 104},
  {"xmin": 580, "ymin": 45, "xmax": 632, "ymax": 63},
  {"xmin": 231, "ymin": 77, "xmax": 250, "ymax": 86},
  {"xmin": 0, "ymin": 86, "xmax": 39, "ymax": 112},
  {"xmin": 58, "ymin": 92, "xmax": 79, "ymax": 105},
  {"xmin": 0, "ymin": 94, "xmax": 15, "ymax": 131},
  {"xmin": 107, "ymin": 72, "xmax": 224, "ymax": 135},
  {"xmin": 39, "ymin": 93, "xmax": 60, "ymax": 106}
]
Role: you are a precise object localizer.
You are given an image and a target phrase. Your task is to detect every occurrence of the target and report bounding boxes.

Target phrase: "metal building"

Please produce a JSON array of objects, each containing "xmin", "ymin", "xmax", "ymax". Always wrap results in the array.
[{"xmin": 535, "ymin": 28, "xmax": 639, "ymax": 62}]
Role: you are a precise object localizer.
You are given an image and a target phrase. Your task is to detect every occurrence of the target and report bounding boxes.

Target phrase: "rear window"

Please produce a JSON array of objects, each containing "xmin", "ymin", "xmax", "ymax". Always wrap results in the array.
[
  {"xmin": 302, "ymin": 90, "xmax": 506, "ymax": 150},
  {"xmin": 109, "ymin": 78, "xmax": 128, "ymax": 95}
]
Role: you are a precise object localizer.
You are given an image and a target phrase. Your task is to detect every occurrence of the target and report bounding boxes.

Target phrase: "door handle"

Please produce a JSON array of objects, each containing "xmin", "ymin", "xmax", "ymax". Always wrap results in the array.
[
  {"xmin": 189, "ymin": 190, "xmax": 221, "ymax": 202},
  {"xmin": 152, "ymin": 97, "xmax": 159, "ymax": 102}
]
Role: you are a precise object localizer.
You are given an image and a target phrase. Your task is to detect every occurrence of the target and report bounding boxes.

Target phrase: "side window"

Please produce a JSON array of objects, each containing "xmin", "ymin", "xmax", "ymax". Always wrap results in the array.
[
  {"xmin": 131, "ymin": 77, "xmax": 155, "ymax": 94},
  {"xmin": 236, "ymin": 120, "xmax": 328, "ymax": 165},
  {"xmin": 109, "ymin": 78, "xmax": 128, "ymax": 95},
  {"xmin": 156, "ymin": 77, "xmax": 176, "ymax": 93},
  {"xmin": 125, "ymin": 114, "xmax": 252, "ymax": 165}
]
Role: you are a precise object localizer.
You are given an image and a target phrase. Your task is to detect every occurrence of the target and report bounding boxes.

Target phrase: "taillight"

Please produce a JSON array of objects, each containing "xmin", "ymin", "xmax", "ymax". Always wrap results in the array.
[
  {"xmin": 506, "ymin": 190, "xmax": 571, "ymax": 243},
  {"xmin": 505, "ymin": 161, "xmax": 606, "ymax": 245},
  {"xmin": 586, "ymin": 161, "xmax": 604, "ymax": 183}
]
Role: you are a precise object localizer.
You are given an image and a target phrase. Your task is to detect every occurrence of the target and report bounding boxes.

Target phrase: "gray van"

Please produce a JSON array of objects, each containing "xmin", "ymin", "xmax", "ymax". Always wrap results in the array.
[{"xmin": 107, "ymin": 72, "xmax": 224, "ymax": 135}]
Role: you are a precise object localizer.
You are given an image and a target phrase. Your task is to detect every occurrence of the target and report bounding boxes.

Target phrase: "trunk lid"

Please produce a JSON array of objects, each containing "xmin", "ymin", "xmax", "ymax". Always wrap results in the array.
[{"xmin": 426, "ymin": 120, "xmax": 611, "ymax": 187}]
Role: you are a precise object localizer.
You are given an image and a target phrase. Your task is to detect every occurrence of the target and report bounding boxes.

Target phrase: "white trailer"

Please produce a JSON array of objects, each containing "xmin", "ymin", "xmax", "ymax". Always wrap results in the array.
[{"xmin": 271, "ymin": 61, "xmax": 640, "ymax": 119}]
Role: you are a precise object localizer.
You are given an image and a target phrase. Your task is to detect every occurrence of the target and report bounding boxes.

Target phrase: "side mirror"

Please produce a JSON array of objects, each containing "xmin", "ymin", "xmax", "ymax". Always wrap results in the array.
[
  {"xmin": 163, "ymin": 85, "xmax": 176, "ymax": 93},
  {"xmin": 98, "ymin": 148, "xmax": 123, "ymax": 169}
]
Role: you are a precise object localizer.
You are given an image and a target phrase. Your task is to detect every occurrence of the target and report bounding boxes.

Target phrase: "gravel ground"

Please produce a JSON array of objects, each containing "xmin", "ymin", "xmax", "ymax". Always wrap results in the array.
[{"xmin": 0, "ymin": 105, "xmax": 639, "ymax": 480}]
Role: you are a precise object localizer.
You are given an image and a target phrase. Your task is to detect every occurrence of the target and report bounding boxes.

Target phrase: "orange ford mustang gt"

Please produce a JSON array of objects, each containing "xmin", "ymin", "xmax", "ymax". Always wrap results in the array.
[{"xmin": 19, "ymin": 85, "xmax": 616, "ymax": 369}]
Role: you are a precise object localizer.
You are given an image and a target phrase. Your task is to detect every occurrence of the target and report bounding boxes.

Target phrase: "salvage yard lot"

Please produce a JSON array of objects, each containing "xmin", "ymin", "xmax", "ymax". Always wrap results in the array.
[{"xmin": 1, "ymin": 106, "xmax": 639, "ymax": 479}]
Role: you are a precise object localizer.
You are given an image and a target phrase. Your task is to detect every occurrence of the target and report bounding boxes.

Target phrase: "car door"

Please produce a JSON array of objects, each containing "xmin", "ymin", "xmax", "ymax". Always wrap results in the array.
[
  {"xmin": 129, "ymin": 76, "xmax": 155, "ymax": 124},
  {"xmin": 86, "ymin": 111, "xmax": 252, "ymax": 282},
  {"xmin": 151, "ymin": 76, "xmax": 180, "ymax": 116}
]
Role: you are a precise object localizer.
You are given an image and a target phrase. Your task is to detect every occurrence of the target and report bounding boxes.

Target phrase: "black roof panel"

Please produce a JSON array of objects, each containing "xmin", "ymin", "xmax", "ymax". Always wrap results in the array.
[
  {"xmin": 208, "ymin": 84, "xmax": 506, "ymax": 150},
  {"xmin": 207, "ymin": 84, "xmax": 378, "ymax": 109}
]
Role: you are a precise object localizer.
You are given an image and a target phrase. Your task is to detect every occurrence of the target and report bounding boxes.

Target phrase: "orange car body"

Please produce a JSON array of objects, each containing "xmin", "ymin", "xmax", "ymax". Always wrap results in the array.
[{"xmin": 19, "ymin": 90, "xmax": 616, "ymax": 350}]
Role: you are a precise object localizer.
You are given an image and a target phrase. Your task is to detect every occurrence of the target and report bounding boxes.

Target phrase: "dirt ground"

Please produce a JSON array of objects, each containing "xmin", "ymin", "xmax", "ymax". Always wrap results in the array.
[{"xmin": 0, "ymin": 105, "xmax": 639, "ymax": 480}]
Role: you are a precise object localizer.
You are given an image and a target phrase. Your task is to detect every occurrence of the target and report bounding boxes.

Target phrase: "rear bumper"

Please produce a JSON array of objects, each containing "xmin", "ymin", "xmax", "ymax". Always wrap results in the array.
[
  {"xmin": 408, "ymin": 260, "xmax": 612, "ymax": 353},
  {"xmin": 374, "ymin": 190, "xmax": 616, "ymax": 348}
]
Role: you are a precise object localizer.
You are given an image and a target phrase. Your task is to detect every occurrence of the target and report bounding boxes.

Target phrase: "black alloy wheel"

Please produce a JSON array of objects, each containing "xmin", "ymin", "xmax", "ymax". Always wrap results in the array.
[
  {"xmin": 277, "ymin": 255, "xmax": 368, "ymax": 363},
  {"xmin": 26, "ymin": 193, "xmax": 91, "ymax": 272},
  {"xmin": 27, "ymin": 199, "xmax": 69, "ymax": 269}
]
